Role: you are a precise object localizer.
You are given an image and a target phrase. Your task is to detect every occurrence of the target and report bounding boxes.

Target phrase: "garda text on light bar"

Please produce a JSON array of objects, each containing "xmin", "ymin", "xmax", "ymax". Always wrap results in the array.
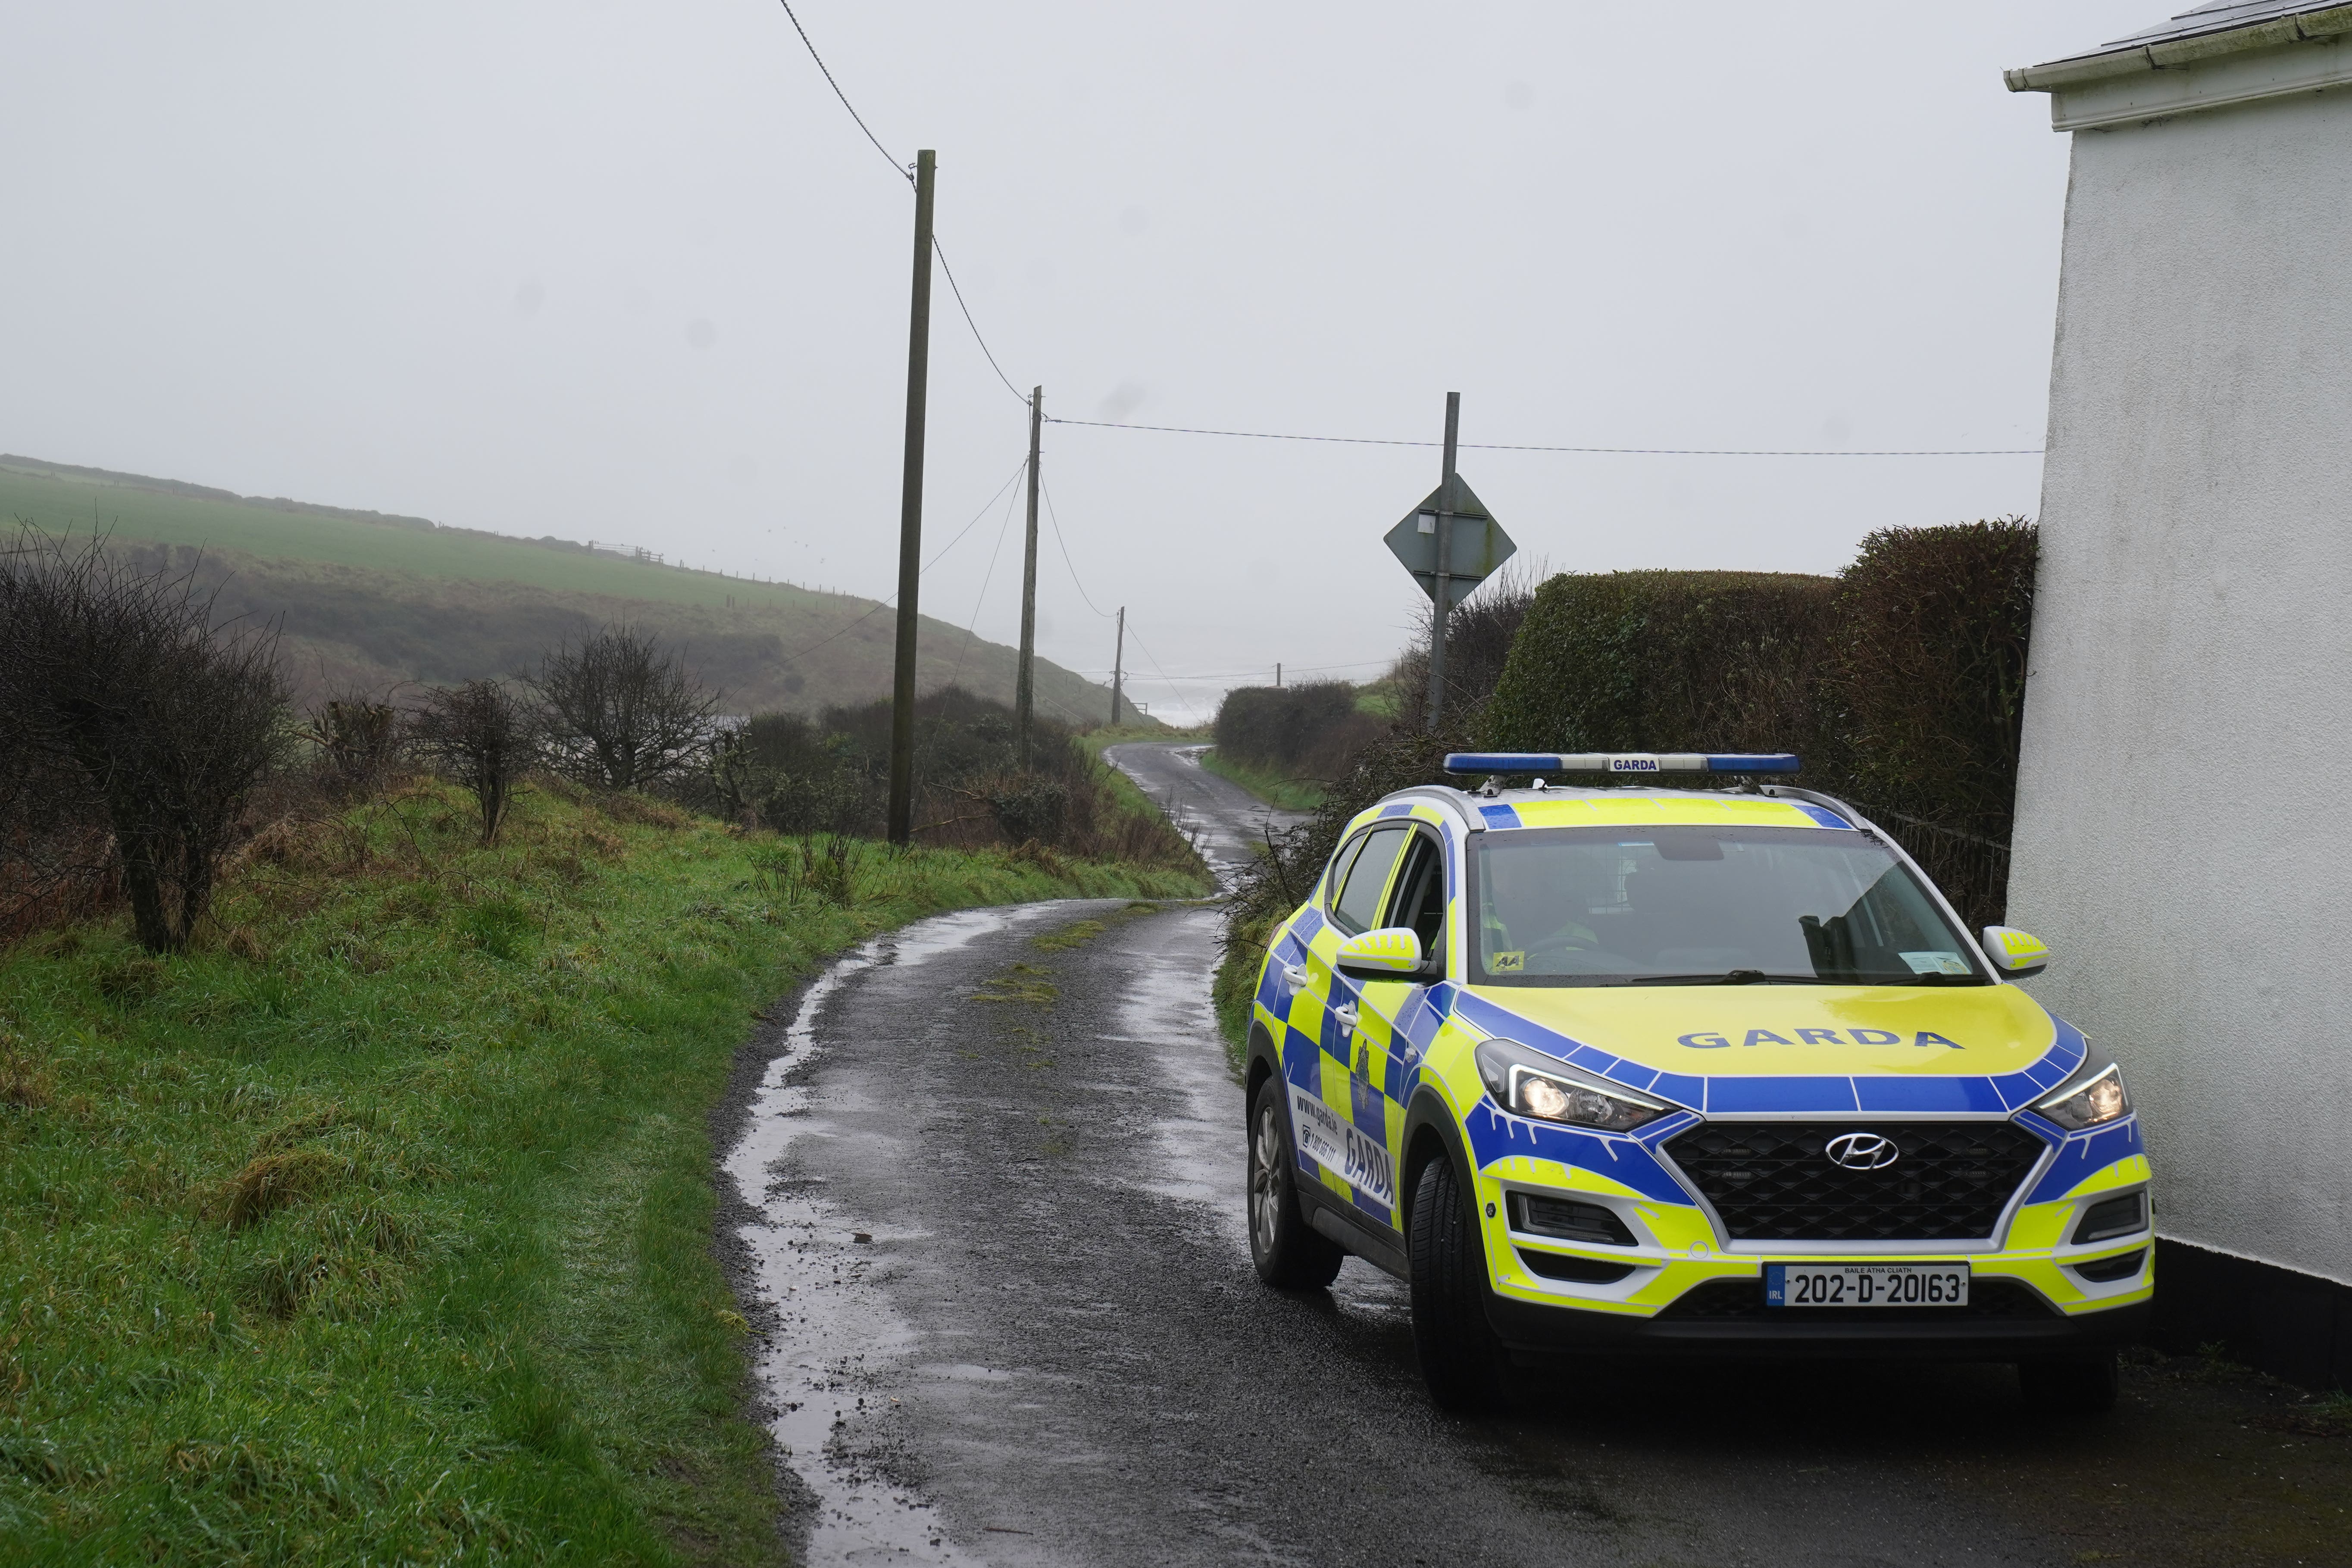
[{"xmin": 1440, "ymin": 752, "xmax": 1802, "ymax": 775}]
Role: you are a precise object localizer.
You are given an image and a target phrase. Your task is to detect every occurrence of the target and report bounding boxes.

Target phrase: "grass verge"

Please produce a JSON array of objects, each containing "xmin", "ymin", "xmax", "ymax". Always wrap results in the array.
[
  {"xmin": 1209, "ymin": 908, "xmax": 1277, "ymax": 1076},
  {"xmin": 1197, "ymin": 749, "xmax": 1326, "ymax": 812},
  {"xmin": 0, "ymin": 779, "xmax": 1207, "ymax": 1564}
]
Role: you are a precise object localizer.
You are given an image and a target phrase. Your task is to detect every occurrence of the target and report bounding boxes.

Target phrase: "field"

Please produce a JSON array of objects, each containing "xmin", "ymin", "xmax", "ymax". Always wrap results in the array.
[
  {"xmin": 0, "ymin": 457, "xmax": 1131, "ymax": 722},
  {"xmin": 0, "ymin": 778, "xmax": 1206, "ymax": 1564}
]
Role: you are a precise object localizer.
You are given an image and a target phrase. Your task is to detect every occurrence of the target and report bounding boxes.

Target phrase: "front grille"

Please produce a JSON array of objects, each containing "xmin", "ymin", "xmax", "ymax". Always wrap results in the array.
[
  {"xmin": 1660, "ymin": 1277, "xmax": 2056, "ymax": 1321},
  {"xmin": 1666, "ymin": 1121, "xmax": 2046, "ymax": 1242}
]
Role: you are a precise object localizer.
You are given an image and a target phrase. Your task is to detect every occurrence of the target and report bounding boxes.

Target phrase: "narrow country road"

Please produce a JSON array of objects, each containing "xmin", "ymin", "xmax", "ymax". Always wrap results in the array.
[{"xmin": 716, "ymin": 742, "xmax": 2350, "ymax": 1568}]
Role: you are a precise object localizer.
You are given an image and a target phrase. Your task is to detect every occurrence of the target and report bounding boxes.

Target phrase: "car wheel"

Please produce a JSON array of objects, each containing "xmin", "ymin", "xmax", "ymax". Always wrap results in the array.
[
  {"xmin": 1247, "ymin": 1078, "xmax": 1344, "ymax": 1289},
  {"xmin": 1407, "ymin": 1152, "xmax": 1508, "ymax": 1413},
  {"xmin": 2018, "ymin": 1352, "xmax": 2119, "ymax": 1415}
]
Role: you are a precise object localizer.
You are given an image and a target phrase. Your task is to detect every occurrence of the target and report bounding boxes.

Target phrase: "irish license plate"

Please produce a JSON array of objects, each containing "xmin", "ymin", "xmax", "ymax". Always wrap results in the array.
[{"xmin": 1765, "ymin": 1262, "xmax": 1970, "ymax": 1308}]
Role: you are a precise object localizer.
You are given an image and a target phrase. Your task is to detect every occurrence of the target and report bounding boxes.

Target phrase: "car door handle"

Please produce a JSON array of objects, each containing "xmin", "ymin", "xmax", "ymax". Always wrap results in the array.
[
  {"xmin": 1282, "ymin": 965, "xmax": 1308, "ymax": 990},
  {"xmin": 1331, "ymin": 1002, "xmax": 1360, "ymax": 1030}
]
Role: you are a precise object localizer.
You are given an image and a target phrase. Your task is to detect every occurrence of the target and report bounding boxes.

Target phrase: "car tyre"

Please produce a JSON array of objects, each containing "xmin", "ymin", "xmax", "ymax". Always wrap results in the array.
[
  {"xmin": 1407, "ymin": 1152, "xmax": 1509, "ymax": 1413},
  {"xmin": 1247, "ymin": 1078, "xmax": 1344, "ymax": 1289},
  {"xmin": 2018, "ymin": 1352, "xmax": 2119, "ymax": 1415}
]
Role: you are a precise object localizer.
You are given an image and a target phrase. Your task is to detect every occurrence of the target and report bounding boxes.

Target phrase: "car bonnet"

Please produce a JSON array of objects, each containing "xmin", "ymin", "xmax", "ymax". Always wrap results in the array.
[{"xmin": 1449, "ymin": 981, "xmax": 2081, "ymax": 1117}]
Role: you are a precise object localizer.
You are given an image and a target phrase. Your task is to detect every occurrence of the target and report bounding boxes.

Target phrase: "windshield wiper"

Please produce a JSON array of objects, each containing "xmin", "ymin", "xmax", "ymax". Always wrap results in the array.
[{"xmin": 1623, "ymin": 970, "xmax": 1837, "ymax": 986}]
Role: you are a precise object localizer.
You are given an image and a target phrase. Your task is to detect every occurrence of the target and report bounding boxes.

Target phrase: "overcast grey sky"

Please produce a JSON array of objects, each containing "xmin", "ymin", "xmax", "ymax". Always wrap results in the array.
[{"xmin": 3, "ymin": 3, "xmax": 2155, "ymax": 719}]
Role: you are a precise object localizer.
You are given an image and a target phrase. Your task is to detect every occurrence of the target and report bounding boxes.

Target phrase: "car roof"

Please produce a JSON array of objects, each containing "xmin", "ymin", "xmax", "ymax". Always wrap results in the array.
[{"xmin": 1352, "ymin": 785, "xmax": 1854, "ymax": 837}]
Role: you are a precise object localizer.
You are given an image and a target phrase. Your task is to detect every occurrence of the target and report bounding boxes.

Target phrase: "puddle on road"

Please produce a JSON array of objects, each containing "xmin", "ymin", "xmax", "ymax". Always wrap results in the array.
[
  {"xmin": 729, "ymin": 903, "xmax": 1077, "ymax": 1566},
  {"xmin": 1098, "ymin": 904, "xmax": 1412, "ymax": 1323},
  {"xmin": 1101, "ymin": 906, "xmax": 1242, "ymax": 1221}
]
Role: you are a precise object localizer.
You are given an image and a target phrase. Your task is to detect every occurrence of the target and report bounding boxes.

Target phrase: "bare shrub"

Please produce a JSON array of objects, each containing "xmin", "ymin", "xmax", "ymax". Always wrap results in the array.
[
  {"xmin": 1390, "ymin": 557, "xmax": 1543, "ymax": 732},
  {"xmin": 410, "ymin": 681, "xmax": 537, "ymax": 844},
  {"xmin": 535, "ymin": 625, "xmax": 718, "ymax": 792},
  {"xmin": 710, "ymin": 713, "xmax": 869, "ymax": 834},
  {"xmin": 0, "ymin": 530, "xmax": 289, "ymax": 953},
  {"xmin": 302, "ymin": 692, "xmax": 403, "ymax": 799},
  {"xmin": 692, "ymin": 688, "xmax": 1201, "ymax": 870}
]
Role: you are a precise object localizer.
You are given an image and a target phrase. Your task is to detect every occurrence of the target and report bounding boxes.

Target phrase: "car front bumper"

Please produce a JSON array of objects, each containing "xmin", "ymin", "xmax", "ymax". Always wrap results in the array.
[{"xmin": 1484, "ymin": 1281, "xmax": 2152, "ymax": 1362}]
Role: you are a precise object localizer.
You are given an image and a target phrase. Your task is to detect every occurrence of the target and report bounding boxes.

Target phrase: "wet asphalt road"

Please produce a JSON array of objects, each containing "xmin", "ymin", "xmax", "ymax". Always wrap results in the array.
[{"xmin": 718, "ymin": 742, "xmax": 2352, "ymax": 1568}]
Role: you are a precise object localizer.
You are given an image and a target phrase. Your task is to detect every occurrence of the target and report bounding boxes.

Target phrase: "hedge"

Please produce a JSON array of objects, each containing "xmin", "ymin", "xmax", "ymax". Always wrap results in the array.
[
  {"xmin": 1211, "ymin": 681, "xmax": 1387, "ymax": 786},
  {"xmin": 1476, "ymin": 521, "xmax": 2038, "ymax": 930},
  {"xmin": 1482, "ymin": 570, "xmax": 1844, "ymax": 771}
]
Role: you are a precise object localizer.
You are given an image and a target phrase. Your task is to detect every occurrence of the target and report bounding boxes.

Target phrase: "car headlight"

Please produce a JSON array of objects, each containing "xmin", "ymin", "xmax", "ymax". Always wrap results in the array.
[
  {"xmin": 1475, "ymin": 1039, "xmax": 1668, "ymax": 1133},
  {"xmin": 2034, "ymin": 1062, "xmax": 2130, "ymax": 1131}
]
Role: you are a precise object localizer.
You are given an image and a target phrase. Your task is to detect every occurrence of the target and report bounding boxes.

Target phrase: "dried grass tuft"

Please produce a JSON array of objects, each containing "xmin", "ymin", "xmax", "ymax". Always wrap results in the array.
[{"xmin": 220, "ymin": 1147, "xmax": 347, "ymax": 1231}]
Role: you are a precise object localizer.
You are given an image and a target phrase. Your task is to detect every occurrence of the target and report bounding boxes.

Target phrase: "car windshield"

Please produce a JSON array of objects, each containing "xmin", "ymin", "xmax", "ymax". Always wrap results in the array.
[{"xmin": 1468, "ymin": 825, "xmax": 1984, "ymax": 986}]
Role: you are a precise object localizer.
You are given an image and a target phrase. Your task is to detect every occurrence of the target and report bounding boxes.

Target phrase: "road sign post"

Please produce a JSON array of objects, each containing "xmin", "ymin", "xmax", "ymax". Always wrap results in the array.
[{"xmin": 1381, "ymin": 395, "xmax": 1516, "ymax": 731}]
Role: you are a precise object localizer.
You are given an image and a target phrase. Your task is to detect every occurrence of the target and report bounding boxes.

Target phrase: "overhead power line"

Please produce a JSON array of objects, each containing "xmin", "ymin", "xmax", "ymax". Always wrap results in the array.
[
  {"xmin": 1072, "ymin": 657, "xmax": 1396, "ymax": 682},
  {"xmin": 932, "ymin": 238, "xmax": 1026, "ymax": 404},
  {"xmin": 773, "ymin": 0, "xmax": 909, "ymax": 182},
  {"xmin": 1038, "ymin": 482, "xmax": 1116, "ymax": 619},
  {"xmin": 946, "ymin": 460, "xmax": 1028, "ymax": 686},
  {"xmin": 776, "ymin": 456, "xmax": 1028, "ymax": 665},
  {"xmin": 1045, "ymin": 416, "xmax": 2040, "ymax": 458},
  {"xmin": 770, "ymin": 2, "xmax": 1029, "ymax": 409},
  {"xmin": 1119, "ymin": 620, "xmax": 1202, "ymax": 726}
]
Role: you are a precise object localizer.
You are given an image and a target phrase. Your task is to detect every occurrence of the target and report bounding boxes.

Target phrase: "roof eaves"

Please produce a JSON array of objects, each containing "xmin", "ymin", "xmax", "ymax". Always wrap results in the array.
[{"xmin": 2005, "ymin": 3, "xmax": 2352, "ymax": 93}]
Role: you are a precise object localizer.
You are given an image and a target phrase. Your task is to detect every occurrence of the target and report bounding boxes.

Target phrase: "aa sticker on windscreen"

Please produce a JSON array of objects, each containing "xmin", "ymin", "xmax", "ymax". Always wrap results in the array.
[
  {"xmin": 1490, "ymin": 950, "xmax": 1526, "ymax": 973},
  {"xmin": 1900, "ymin": 951, "xmax": 1971, "ymax": 976}
]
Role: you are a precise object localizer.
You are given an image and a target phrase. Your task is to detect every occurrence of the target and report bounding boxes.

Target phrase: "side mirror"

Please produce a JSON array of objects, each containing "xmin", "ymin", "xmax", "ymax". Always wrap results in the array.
[
  {"xmin": 1982, "ymin": 926, "xmax": 2051, "ymax": 979},
  {"xmin": 1336, "ymin": 926, "xmax": 1429, "ymax": 981}
]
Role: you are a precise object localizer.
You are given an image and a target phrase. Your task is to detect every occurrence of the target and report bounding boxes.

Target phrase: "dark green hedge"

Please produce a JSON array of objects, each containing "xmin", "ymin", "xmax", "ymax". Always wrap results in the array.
[
  {"xmin": 1212, "ymin": 681, "xmax": 1387, "ymax": 784},
  {"xmin": 1482, "ymin": 570, "xmax": 1843, "ymax": 768},
  {"xmin": 1474, "ymin": 521, "xmax": 2038, "ymax": 929},
  {"xmin": 1836, "ymin": 520, "xmax": 2037, "ymax": 839}
]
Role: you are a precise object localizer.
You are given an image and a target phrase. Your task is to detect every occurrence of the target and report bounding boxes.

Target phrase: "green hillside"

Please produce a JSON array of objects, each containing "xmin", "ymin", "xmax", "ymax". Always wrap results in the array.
[{"xmin": 0, "ymin": 455, "xmax": 1138, "ymax": 723}]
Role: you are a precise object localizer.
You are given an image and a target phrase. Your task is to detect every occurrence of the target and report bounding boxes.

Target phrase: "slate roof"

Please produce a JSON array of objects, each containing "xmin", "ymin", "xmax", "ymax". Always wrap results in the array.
[
  {"xmin": 2011, "ymin": 0, "xmax": 2352, "ymax": 88},
  {"xmin": 2103, "ymin": 1, "xmax": 2347, "ymax": 52}
]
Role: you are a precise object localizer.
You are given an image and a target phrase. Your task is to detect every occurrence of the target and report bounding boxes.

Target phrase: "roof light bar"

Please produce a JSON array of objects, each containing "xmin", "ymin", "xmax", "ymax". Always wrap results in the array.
[{"xmin": 1442, "ymin": 752, "xmax": 1801, "ymax": 776}]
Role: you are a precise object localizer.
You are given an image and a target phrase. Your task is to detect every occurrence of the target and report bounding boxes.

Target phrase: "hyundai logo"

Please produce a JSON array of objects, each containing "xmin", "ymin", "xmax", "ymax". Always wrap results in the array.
[{"xmin": 1824, "ymin": 1131, "xmax": 1900, "ymax": 1171}]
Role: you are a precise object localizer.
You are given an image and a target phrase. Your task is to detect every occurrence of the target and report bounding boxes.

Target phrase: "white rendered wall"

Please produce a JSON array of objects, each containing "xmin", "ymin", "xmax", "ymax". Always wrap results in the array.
[{"xmin": 2011, "ymin": 88, "xmax": 2352, "ymax": 1288}]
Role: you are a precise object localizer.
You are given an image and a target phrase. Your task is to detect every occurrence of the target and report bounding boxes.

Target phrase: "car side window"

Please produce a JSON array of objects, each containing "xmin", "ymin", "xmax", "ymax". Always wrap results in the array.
[
  {"xmin": 1323, "ymin": 834, "xmax": 1370, "ymax": 910},
  {"xmin": 1384, "ymin": 829, "xmax": 1446, "ymax": 957},
  {"xmin": 1330, "ymin": 826, "xmax": 1410, "ymax": 936}
]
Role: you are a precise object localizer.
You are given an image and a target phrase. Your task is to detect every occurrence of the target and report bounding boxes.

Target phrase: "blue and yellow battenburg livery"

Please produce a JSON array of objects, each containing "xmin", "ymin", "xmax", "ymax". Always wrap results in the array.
[{"xmin": 1242, "ymin": 754, "xmax": 2152, "ymax": 1412}]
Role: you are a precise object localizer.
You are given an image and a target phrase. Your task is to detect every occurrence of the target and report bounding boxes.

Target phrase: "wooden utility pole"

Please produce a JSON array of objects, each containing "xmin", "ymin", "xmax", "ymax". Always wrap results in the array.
[
  {"xmin": 886, "ymin": 150, "xmax": 937, "ymax": 845},
  {"xmin": 1015, "ymin": 385, "xmax": 1042, "ymax": 769},
  {"xmin": 1423, "ymin": 390, "xmax": 1460, "ymax": 733},
  {"xmin": 1275, "ymin": 662, "xmax": 1282, "ymax": 688},
  {"xmin": 1110, "ymin": 606, "xmax": 1126, "ymax": 727}
]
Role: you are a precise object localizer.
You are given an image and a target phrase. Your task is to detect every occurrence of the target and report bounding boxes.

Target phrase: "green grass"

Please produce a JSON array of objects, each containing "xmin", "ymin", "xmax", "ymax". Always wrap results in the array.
[
  {"xmin": 1078, "ymin": 742, "xmax": 1205, "ymax": 862},
  {"xmin": 1352, "ymin": 679, "xmax": 1402, "ymax": 720},
  {"xmin": 1210, "ymin": 909, "xmax": 1275, "ymax": 1074},
  {"xmin": 1198, "ymin": 748, "xmax": 1327, "ymax": 811},
  {"xmin": 0, "ymin": 781, "xmax": 1207, "ymax": 1564},
  {"xmin": 0, "ymin": 460, "xmax": 773, "ymax": 612}
]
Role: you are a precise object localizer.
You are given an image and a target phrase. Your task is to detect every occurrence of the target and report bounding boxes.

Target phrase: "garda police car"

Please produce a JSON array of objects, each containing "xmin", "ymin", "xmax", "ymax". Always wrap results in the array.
[{"xmin": 1243, "ymin": 753, "xmax": 2151, "ymax": 1412}]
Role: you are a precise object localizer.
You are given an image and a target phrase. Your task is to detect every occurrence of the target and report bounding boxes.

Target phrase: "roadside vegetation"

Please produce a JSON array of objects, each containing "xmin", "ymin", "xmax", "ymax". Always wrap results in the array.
[
  {"xmin": 0, "ymin": 782, "xmax": 1199, "ymax": 1563},
  {"xmin": 1203, "ymin": 682, "xmax": 1388, "ymax": 811},
  {"xmin": 1198, "ymin": 748, "xmax": 1326, "ymax": 811},
  {"xmin": 0, "ymin": 526, "xmax": 1208, "ymax": 1562},
  {"xmin": 703, "ymin": 689, "xmax": 1200, "ymax": 869}
]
